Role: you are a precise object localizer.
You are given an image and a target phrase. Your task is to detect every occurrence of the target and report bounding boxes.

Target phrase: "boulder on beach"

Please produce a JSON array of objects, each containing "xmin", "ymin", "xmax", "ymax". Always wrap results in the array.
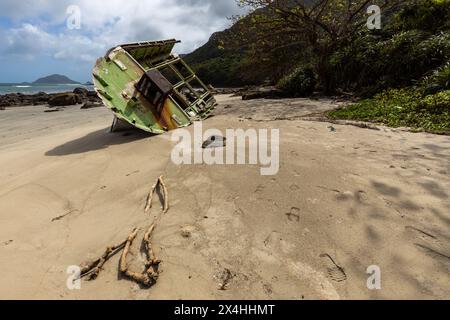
[
  {"xmin": 73, "ymin": 87, "xmax": 89, "ymax": 97},
  {"xmin": 87, "ymin": 91, "xmax": 100, "ymax": 99},
  {"xmin": 48, "ymin": 93, "xmax": 82, "ymax": 106}
]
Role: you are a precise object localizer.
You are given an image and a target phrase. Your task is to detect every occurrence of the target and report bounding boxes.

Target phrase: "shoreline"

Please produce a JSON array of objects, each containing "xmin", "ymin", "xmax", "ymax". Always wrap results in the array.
[{"xmin": 0, "ymin": 83, "xmax": 94, "ymax": 95}]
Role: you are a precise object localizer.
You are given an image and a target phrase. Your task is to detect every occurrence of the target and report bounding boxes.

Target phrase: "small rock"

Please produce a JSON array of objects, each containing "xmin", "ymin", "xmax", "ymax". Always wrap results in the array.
[
  {"xmin": 44, "ymin": 108, "xmax": 63, "ymax": 113},
  {"xmin": 202, "ymin": 135, "xmax": 226, "ymax": 149},
  {"xmin": 81, "ymin": 101, "xmax": 103, "ymax": 109}
]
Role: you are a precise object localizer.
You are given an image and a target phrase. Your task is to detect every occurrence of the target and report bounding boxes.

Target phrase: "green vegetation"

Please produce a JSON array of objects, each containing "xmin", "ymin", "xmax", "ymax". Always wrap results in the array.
[
  {"xmin": 183, "ymin": 32, "xmax": 249, "ymax": 87},
  {"xmin": 325, "ymin": 0, "xmax": 450, "ymax": 134},
  {"xmin": 186, "ymin": 53, "xmax": 247, "ymax": 87},
  {"xmin": 185, "ymin": 0, "xmax": 449, "ymax": 133},
  {"xmin": 328, "ymin": 26, "xmax": 450, "ymax": 96},
  {"xmin": 422, "ymin": 62, "xmax": 450, "ymax": 94},
  {"xmin": 329, "ymin": 89, "xmax": 450, "ymax": 134},
  {"xmin": 277, "ymin": 66, "xmax": 316, "ymax": 97}
]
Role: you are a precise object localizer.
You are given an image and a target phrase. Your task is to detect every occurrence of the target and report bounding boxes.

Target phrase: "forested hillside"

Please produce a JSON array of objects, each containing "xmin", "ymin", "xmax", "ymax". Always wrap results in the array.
[
  {"xmin": 186, "ymin": 0, "xmax": 449, "ymax": 94},
  {"xmin": 185, "ymin": 0, "xmax": 449, "ymax": 133}
]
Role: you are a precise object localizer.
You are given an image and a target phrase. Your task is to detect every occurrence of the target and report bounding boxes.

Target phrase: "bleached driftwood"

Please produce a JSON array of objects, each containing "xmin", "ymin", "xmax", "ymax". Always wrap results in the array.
[
  {"xmin": 145, "ymin": 176, "xmax": 169, "ymax": 214},
  {"xmin": 81, "ymin": 240, "xmax": 127, "ymax": 280},
  {"xmin": 120, "ymin": 225, "xmax": 160, "ymax": 287},
  {"xmin": 79, "ymin": 175, "xmax": 169, "ymax": 287}
]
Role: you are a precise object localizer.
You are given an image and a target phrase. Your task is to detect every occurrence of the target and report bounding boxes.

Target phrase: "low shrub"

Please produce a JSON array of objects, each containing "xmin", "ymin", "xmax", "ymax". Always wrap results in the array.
[
  {"xmin": 421, "ymin": 62, "xmax": 450, "ymax": 94},
  {"xmin": 328, "ymin": 88, "xmax": 450, "ymax": 134},
  {"xmin": 277, "ymin": 66, "xmax": 316, "ymax": 97}
]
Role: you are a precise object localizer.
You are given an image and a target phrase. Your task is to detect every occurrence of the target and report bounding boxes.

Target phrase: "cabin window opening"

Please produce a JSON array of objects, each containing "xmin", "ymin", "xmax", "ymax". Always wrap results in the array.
[
  {"xmin": 189, "ymin": 78, "xmax": 207, "ymax": 96},
  {"xmin": 135, "ymin": 69, "xmax": 173, "ymax": 113},
  {"xmin": 174, "ymin": 61, "xmax": 192, "ymax": 79},
  {"xmin": 158, "ymin": 66, "xmax": 181, "ymax": 86},
  {"xmin": 203, "ymin": 93, "xmax": 213, "ymax": 104}
]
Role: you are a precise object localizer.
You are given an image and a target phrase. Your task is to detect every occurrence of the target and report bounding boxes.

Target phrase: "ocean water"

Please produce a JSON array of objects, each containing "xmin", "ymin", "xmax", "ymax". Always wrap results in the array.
[{"xmin": 0, "ymin": 83, "xmax": 95, "ymax": 95}]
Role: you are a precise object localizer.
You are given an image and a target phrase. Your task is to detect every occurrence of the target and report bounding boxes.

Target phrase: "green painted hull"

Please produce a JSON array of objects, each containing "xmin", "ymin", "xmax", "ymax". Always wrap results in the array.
[{"xmin": 93, "ymin": 39, "xmax": 216, "ymax": 134}]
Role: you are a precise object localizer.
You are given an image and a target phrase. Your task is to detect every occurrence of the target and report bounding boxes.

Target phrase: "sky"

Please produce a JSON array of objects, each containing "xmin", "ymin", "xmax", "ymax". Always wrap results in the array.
[{"xmin": 0, "ymin": 0, "xmax": 246, "ymax": 83}]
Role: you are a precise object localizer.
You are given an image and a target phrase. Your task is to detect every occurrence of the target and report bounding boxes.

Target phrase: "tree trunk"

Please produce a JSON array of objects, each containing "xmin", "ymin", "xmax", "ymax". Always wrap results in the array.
[{"xmin": 314, "ymin": 45, "xmax": 335, "ymax": 95}]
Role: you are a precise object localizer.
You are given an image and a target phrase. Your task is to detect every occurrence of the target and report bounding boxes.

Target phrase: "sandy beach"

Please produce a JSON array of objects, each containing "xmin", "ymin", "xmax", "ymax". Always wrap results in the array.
[{"xmin": 0, "ymin": 95, "xmax": 449, "ymax": 300}]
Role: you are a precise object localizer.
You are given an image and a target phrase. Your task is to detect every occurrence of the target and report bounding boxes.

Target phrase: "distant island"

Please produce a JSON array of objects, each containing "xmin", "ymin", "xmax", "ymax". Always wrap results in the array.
[{"xmin": 33, "ymin": 74, "xmax": 80, "ymax": 84}]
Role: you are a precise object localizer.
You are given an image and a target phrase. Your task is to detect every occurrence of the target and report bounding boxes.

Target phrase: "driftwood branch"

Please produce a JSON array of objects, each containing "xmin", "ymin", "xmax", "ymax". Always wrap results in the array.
[
  {"xmin": 120, "ymin": 225, "xmax": 160, "ymax": 287},
  {"xmin": 145, "ymin": 176, "xmax": 169, "ymax": 214},
  {"xmin": 119, "ymin": 228, "xmax": 139, "ymax": 273},
  {"xmin": 159, "ymin": 176, "xmax": 169, "ymax": 214},
  {"xmin": 80, "ymin": 240, "xmax": 127, "ymax": 280},
  {"xmin": 79, "ymin": 174, "xmax": 169, "ymax": 287},
  {"xmin": 144, "ymin": 182, "xmax": 158, "ymax": 213},
  {"xmin": 144, "ymin": 224, "xmax": 158, "ymax": 265}
]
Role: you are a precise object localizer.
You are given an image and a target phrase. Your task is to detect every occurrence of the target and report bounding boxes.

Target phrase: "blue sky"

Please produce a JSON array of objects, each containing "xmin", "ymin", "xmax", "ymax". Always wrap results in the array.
[{"xmin": 0, "ymin": 0, "xmax": 245, "ymax": 83}]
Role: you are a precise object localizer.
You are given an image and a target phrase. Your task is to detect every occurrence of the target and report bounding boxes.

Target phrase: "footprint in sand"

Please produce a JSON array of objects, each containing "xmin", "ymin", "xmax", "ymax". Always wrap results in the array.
[
  {"xmin": 255, "ymin": 185, "xmax": 265, "ymax": 193},
  {"xmin": 320, "ymin": 254, "xmax": 347, "ymax": 283},
  {"xmin": 262, "ymin": 283, "xmax": 273, "ymax": 296},
  {"xmin": 286, "ymin": 207, "xmax": 301, "ymax": 222}
]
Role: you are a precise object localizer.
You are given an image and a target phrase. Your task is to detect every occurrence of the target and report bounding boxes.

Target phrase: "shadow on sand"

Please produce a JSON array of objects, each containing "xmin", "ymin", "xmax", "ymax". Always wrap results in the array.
[{"xmin": 45, "ymin": 128, "xmax": 154, "ymax": 156}]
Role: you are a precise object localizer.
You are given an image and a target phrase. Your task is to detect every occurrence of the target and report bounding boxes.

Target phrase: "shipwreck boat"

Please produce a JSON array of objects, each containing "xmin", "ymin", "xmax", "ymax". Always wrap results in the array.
[{"xmin": 92, "ymin": 39, "xmax": 216, "ymax": 134}]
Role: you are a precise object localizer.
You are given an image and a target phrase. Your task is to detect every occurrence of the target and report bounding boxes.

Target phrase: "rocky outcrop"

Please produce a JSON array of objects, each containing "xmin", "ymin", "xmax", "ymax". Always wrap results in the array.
[
  {"xmin": 0, "ymin": 89, "xmax": 102, "ymax": 108},
  {"xmin": 48, "ymin": 93, "xmax": 83, "ymax": 106},
  {"xmin": 0, "ymin": 92, "xmax": 51, "ymax": 107},
  {"xmin": 73, "ymin": 87, "xmax": 88, "ymax": 97}
]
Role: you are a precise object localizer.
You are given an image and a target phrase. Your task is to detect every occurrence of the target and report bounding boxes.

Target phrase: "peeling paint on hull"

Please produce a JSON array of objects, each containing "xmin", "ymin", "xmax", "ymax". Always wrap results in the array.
[{"xmin": 93, "ymin": 39, "xmax": 217, "ymax": 134}]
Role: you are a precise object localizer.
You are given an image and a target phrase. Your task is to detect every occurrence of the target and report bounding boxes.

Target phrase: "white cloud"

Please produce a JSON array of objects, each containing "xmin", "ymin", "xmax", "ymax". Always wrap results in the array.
[
  {"xmin": 1, "ymin": 23, "xmax": 105, "ymax": 63},
  {"xmin": 0, "ymin": 0, "xmax": 245, "ymax": 61},
  {"xmin": 2, "ymin": 23, "xmax": 53, "ymax": 60}
]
